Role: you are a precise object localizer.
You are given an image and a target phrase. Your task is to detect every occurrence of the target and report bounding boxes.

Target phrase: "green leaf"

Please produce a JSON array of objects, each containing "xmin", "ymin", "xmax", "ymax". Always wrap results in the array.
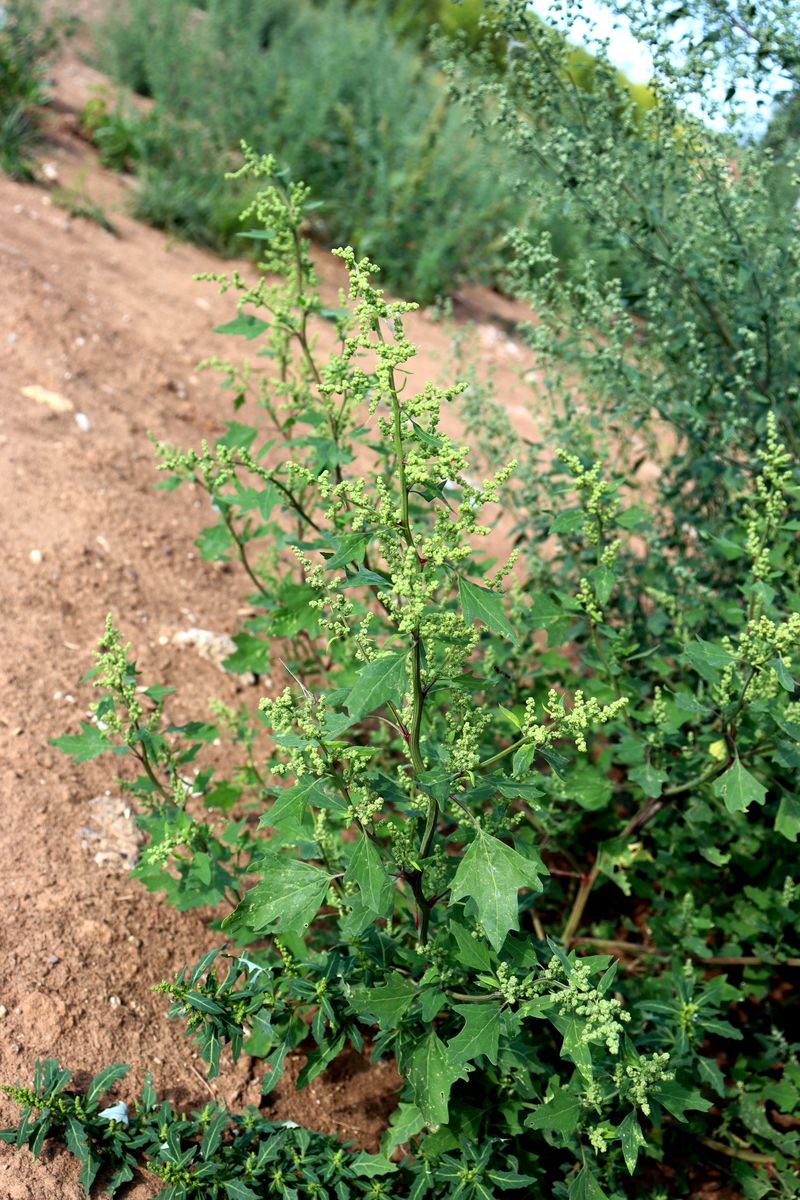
[
  {"xmin": 525, "ymin": 1081, "xmax": 581, "ymax": 1135},
  {"xmin": 407, "ymin": 1031, "xmax": 464, "ymax": 1125},
  {"xmin": 685, "ymin": 638, "xmax": 734, "ymax": 685},
  {"xmin": 213, "ymin": 313, "xmax": 269, "ymax": 340},
  {"xmin": 344, "ymin": 836, "xmax": 393, "ymax": 915},
  {"xmin": 449, "ymin": 919, "xmax": 492, "ymax": 970},
  {"xmin": 355, "ymin": 976, "xmax": 416, "ymax": 1029},
  {"xmin": 487, "ymin": 1169, "xmax": 537, "ymax": 1190},
  {"xmin": 223, "ymin": 1182, "xmax": 261, "ymax": 1200},
  {"xmin": 65, "ymin": 1115, "xmax": 88, "ymax": 1163},
  {"xmin": 629, "ymin": 761, "xmax": 668, "ymax": 798},
  {"xmin": 770, "ymin": 656, "xmax": 796, "ymax": 692},
  {"xmin": 654, "ymin": 1081, "xmax": 712, "ymax": 1121},
  {"xmin": 450, "ymin": 829, "xmax": 545, "ymax": 951},
  {"xmin": 589, "ymin": 564, "xmax": 615, "ymax": 606},
  {"xmin": 223, "ymin": 855, "xmax": 331, "ymax": 937},
  {"xmin": 200, "ymin": 1109, "xmax": 228, "ymax": 1159},
  {"xmin": 529, "ymin": 593, "xmax": 573, "ymax": 643},
  {"xmin": 381, "ymin": 1102, "xmax": 426, "ymax": 1153},
  {"xmin": 222, "ymin": 632, "xmax": 270, "ymax": 675},
  {"xmin": 260, "ymin": 782, "xmax": 314, "ymax": 835},
  {"xmin": 184, "ymin": 990, "xmax": 226, "ymax": 1016},
  {"xmin": 563, "ymin": 763, "xmax": 612, "ymax": 811},
  {"xmin": 550, "ymin": 508, "xmax": 584, "ymax": 534},
  {"xmin": 50, "ymin": 722, "xmax": 119, "ymax": 762},
  {"xmin": 345, "ymin": 652, "xmax": 407, "ymax": 720},
  {"xmin": 446, "ymin": 1002, "xmax": 502, "ymax": 1066},
  {"xmin": 568, "ymin": 1166, "xmax": 606, "ymax": 1199},
  {"xmin": 236, "ymin": 228, "xmax": 276, "ymax": 241},
  {"xmin": 552, "ymin": 1012, "xmax": 593, "ymax": 1079},
  {"xmin": 458, "ymin": 576, "xmax": 517, "ymax": 643},
  {"xmin": 85, "ymin": 1063, "xmax": 129, "ymax": 1108},
  {"xmin": 619, "ymin": 1110, "xmax": 646, "ymax": 1174},
  {"xmin": 776, "ymin": 795, "xmax": 800, "ymax": 841},
  {"xmin": 712, "ymin": 755, "xmax": 767, "ymax": 814},
  {"xmin": 616, "ymin": 504, "xmax": 650, "ymax": 529},
  {"xmin": 324, "ymin": 532, "xmax": 369, "ymax": 570},
  {"xmin": 350, "ymin": 1152, "xmax": 398, "ymax": 1177},
  {"xmin": 217, "ymin": 421, "xmax": 258, "ymax": 451},
  {"xmin": 196, "ymin": 521, "xmax": 233, "ymax": 561}
]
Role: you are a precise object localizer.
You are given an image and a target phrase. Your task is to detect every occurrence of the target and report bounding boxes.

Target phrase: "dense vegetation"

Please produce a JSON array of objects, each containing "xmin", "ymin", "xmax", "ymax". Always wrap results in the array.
[
  {"xmin": 0, "ymin": 0, "xmax": 60, "ymax": 177},
  {"xmin": 78, "ymin": 0, "xmax": 516, "ymax": 301},
  {"xmin": 2, "ymin": 2, "xmax": 800, "ymax": 1198}
]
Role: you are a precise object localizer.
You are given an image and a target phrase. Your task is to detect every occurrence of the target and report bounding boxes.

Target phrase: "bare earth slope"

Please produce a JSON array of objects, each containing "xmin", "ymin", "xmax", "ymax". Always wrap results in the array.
[{"xmin": 0, "ymin": 53, "xmax": 543, "ymax": 1200}]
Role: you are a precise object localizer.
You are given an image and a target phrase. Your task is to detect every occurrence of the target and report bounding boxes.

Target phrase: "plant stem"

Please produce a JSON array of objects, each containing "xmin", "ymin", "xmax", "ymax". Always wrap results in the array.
[
  {"xmin": 560, "ymin": 762, "xmax": 724, "ymax": 943},
  {"xmin": 446, "ymin": 990, "xmax": 504, "ymax": 1003},
  {"xmin": 571, "ymin": 937, "xmax": 800, "ymax": 968},
  {"xmin": 698, "ymin": 1136, "xmax": 775, "ymax": 1165}
]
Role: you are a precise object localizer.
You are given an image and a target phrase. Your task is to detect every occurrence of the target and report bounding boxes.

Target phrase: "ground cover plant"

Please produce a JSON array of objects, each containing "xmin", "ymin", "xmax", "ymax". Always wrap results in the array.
[{"xmin": 3, "ymin": 138, "xmax": 799, "ymax": 1196}]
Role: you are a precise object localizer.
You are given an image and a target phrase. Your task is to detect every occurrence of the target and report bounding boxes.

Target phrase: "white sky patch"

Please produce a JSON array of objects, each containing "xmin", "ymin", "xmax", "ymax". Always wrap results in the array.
[{"xmin": 528, "ymin": 0, "xmax": 785, "ymax": 134}]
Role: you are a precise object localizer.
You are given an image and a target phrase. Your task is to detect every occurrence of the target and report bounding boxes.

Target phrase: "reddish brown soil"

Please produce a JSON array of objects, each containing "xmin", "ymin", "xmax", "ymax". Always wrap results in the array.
[{"xmin": 0, "ymin": 43, "xmax": 545, "ymax": 1198}]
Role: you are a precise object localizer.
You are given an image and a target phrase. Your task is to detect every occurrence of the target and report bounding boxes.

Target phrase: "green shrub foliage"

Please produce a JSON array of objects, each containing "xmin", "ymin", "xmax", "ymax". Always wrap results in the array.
[
  {"xmin": 447, "ymin": 1, "xmax": 800, "ymax": 538},
  {"xmin": 3, "ymin": 137, "xmax": 798, "ymax": 1197},
  {"xmin": 84, "ymin": 0, "xmax": 515, "ymax": 301},
  {"xmin": 0, "ymin": 0, "xmax": 60, "ymax": 178}
]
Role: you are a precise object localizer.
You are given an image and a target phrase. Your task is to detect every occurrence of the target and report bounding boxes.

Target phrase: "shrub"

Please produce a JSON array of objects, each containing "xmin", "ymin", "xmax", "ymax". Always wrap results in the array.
[
  {"xmin": 0, "ymin": 0, "xmax": 59, "ymax": 178},
  {"xmin": 3, "ymin": 142, "xmax": 799, "ymax": 1198},
  {"xmin": 86, "ymin": 0, "xmax": 517, "ymax": 301},
  {"xmin": 447, "ymin": 0, "xmax": 800, "ymax": 543}
]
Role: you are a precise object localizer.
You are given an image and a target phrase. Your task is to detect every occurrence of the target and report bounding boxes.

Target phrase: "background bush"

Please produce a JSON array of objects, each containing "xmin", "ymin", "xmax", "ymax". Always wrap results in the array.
[
  {"xmin": 88, "ymin": 0, "xmax": 517, "ymax": 301},
  {"xmin": 0, "ymin": 0, "xmax": 59, "ymax": 178}
]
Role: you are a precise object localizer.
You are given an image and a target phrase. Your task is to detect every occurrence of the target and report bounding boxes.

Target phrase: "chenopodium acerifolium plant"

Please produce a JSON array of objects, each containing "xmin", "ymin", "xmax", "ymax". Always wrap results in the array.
[{"xmin": 4, "ymin": 146, "xmax": 799, "ymax": 1199}]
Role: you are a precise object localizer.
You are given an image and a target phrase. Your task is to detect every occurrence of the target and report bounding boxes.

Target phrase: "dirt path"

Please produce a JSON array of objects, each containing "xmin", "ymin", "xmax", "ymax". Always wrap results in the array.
[{"xmin": 0, "ymin": 48, "xmax": 544, "ymax": 1199}]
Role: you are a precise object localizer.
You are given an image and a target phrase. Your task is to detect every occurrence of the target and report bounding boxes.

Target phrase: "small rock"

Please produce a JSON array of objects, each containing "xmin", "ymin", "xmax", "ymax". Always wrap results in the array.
[
  {"xmin": 0, "ymin": 1004, "xmax": 7, "ymax": 1018},
  {"xmin": 21, "ymin": 384, "xmax": 73, "ymax": 413},
  {"xmin": 29, "ymin": 549, "xmax": 43, "ymax": 564},
  {"xmin": 41, "ymin": 162, "xmax": 59, "ymax": 181},
  {"xmin": 109, "ymin": 995, "xmax": 121, "ymax": 1008},
  {"xmin": 79, "ymin": 795, "xmax": 144, "ymax": 873},
  {"xmin": 75, "ymin": 412, "xmax": 90, "ymax": 432},
  {"xmin": 47, "ymin": 955, "xmax": 61, "ymax": 964},
  {"xmin": 173, "ymin": 627, "xmax": 255, "ymax": 679}
]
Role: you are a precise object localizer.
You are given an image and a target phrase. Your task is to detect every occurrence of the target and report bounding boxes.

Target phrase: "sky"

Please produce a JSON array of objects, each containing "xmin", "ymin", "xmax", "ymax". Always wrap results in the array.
[{"xmin": 528, "ymin": 0, "xmax": 787, "ymax": 134}]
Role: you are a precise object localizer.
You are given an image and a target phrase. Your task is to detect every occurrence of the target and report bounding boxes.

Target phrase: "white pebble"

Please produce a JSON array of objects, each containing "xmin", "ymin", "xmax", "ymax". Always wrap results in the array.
[
  {"xmin": 75, "ymin": 412, "xmax": 90, "ymax": 432},
  {"xmin": 30, "ymin": 549, "xmax": 43, "ymax": 564}
]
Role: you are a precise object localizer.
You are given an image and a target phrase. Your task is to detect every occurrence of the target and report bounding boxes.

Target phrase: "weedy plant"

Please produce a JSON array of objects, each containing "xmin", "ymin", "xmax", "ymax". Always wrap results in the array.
[
  {"xmin": 3, "ymin": 140, "xmax": 798, "ymax": 1198},
  {"xmin": 0, "ymin": 0, "xmax": 61, "ymax": 178}
]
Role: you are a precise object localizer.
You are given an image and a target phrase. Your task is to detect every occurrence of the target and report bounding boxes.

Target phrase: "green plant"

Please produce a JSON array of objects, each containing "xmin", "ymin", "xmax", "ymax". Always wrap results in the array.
[
  {"xmin": 50, "ymin": 170, "xmax": 119, "ymax": 235},
  {"xmin": 85, "ymin": 0, "xmax": 517, "ymax": 301},
  {"xmin": 3, "ymin": 143, "xmax": 799, "ymax": 1198},
  {"xmin": 447, "ymin": 1, "xmax": 800, "ymax": 537},
  {"xmin": 0, "ymin": 0, "xmax": 59, "ymax": 178}
]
